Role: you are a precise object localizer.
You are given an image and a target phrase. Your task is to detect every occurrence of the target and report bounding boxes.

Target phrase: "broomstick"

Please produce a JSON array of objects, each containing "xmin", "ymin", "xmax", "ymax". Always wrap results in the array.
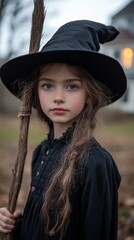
[{"xmin": 2, "ymin": 0, "xmax": 45, "ymax": 239}]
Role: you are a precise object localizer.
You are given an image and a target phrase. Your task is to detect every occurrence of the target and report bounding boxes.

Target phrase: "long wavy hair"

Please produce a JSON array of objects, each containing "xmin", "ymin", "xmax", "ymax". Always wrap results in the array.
[{"xmin": 23, "ymin": 63, "xmax": 111, "ymax": 239}]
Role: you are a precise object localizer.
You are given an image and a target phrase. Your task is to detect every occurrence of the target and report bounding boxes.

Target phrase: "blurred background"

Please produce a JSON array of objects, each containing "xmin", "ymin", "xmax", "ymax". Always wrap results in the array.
[{"xmin": 0, "ymin": 0, "xmax": 134, "ymax": 239}]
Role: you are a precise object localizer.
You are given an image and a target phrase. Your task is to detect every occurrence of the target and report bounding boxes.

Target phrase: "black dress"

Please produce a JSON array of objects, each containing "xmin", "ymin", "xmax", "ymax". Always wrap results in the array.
[{"xmin": 15, "ymin": 127, "xmax": 121, "ymax": 240}]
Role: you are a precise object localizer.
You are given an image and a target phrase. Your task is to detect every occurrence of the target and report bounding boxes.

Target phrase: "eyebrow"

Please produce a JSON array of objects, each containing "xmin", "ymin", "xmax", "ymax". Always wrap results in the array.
[{"xmin": 39, "ymin": 77, "xmax": 82, "ymax": 83}]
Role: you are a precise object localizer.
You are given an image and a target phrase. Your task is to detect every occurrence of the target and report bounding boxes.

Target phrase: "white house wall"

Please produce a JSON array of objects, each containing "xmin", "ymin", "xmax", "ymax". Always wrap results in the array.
[
  {"xmin": 101, "ymin": 43, "xmax": 134, "ymax": 114},
  {"xmin": 120, "ymin": 79, "xmax": 134, "ymax": 113}
]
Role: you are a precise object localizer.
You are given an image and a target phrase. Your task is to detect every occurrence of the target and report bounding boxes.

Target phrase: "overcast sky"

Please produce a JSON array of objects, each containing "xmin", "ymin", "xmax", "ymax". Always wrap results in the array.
[
  {"xmin": 39, "ymin": 0, "xmax": 131, "ymax": 48},
  {"xmin": 44, "ymin": 0, "xmax": 130, "ymax": 30},
  {"xmin": 0, "ymin": 0, "xmax": 131, "ymax": 57}
]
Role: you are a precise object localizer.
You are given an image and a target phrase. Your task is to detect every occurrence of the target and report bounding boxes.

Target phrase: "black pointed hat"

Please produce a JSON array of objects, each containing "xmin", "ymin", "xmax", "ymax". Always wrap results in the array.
[{"xmin": 0, "ymin": 20, "xmax": 127, "ymax": 103}]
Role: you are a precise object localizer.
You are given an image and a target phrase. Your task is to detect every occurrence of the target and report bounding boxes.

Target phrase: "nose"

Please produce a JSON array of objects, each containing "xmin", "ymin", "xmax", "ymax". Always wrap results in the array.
[{"xmin": 53, "ymin": 88, "xmax": 65, "ymax": 104}]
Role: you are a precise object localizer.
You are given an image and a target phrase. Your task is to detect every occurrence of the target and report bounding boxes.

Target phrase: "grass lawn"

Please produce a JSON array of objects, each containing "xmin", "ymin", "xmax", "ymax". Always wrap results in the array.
[{"xmin": 0, "ymin": 116, "xmax": 46, "ymax": 145}]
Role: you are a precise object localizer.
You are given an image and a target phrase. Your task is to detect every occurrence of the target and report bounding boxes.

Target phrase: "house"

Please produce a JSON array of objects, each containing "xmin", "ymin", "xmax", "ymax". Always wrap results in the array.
[{"xmin": 101, "ymin": 0, "xmax": 134, "ymax": 113}]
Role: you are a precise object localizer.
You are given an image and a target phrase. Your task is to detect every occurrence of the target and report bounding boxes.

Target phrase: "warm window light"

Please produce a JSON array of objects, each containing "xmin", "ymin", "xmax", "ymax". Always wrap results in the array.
[{"xmin": 121, "ymin": 47, "xmax": 133, "ymax": 69}]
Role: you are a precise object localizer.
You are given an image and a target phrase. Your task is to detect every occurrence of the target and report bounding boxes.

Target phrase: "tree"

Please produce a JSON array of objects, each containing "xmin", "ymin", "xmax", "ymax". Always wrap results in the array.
[
  {"xmin": 0, "ymin": 0, "xmax": 68, "ymax": 60},
  {"xmin": 0, "ymin": 0, "xmax": 32, "ymax": 59}
]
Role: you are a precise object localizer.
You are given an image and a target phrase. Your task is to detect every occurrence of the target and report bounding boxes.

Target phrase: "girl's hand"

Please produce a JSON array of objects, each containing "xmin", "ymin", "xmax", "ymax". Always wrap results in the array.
[{"xmin": 0, "ymin": 207, "xmax": 22, "ymax": 233}]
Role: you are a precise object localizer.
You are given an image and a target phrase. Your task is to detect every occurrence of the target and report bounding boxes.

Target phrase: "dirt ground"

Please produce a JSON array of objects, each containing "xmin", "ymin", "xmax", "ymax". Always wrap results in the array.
[{"xmin": 0, "ymin": 113, "xmax": 134, "ymax": 239}]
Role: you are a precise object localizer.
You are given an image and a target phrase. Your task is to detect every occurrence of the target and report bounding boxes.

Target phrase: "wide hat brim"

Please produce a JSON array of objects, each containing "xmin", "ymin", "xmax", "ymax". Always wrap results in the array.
[{"xmin": 0, "ymin": 49, "xmax": 127, "ymax": 104}]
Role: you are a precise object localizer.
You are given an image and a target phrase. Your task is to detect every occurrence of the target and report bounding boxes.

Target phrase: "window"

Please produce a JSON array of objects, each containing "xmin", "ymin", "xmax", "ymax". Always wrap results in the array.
[{"xmin": 121, "ymin": 47, "xmax": 134, "ymax": 69}]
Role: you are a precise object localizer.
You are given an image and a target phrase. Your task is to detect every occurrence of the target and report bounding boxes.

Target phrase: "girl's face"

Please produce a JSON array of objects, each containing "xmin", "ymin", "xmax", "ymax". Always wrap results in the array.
[{"xmin": 38, "ymin": 63, "xmax": 88, "ymax": 129}]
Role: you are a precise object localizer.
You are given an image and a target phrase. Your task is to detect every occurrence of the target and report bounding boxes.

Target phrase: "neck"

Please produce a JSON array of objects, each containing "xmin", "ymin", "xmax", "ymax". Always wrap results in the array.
[{"xmin": 53, "ymin": 122, "xmax": 74, "ymax": 139}]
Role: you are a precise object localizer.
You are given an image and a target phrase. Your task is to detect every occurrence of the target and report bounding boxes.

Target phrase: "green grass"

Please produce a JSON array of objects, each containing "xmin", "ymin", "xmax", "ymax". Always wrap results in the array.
[
  {"xmin": 0, "ymin": 116, "xmax": 134, "ymax": 144},
  {"xmin": 118, "ymin": 205, "xmax": 130, "ymax": 220},
  {"xmin": 0, "ymin": 129, "xmax": 19, "ymax": 141},
  {"xmin": 105, "ymin": 119, "xmax": 134, "ymax": 135},
  {"xmin": 0, "ymin": 123, "xmax": 47, "ymax": 145},
  {"xmin": 28, "ymin": 127, "xmax": 47, "ymax": 144}
]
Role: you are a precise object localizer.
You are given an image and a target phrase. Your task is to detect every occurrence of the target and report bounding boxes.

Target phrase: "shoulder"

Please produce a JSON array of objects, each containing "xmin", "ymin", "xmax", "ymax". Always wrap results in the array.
[
  {"xmin": 83, "ymin": 139, "xmax": 121, "ymax": 187},
  {"xmin": 85, "ymin": 139, "xmax": 114, "ymax": 169}
]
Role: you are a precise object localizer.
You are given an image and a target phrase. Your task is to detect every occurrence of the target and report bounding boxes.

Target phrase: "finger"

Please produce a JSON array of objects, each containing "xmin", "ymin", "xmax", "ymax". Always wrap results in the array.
[
  {"xmin": 0, "ymin": 219, "xmax": 14, "ymax": 233},
  {"xmin": 0, "ymin": 213, "xmax": 15, "ymax": 225},
  {"xmin": 13, "ymin": 210, "xmax": 22, "ymax": 218},
  {"xmin": 0, "ymin": 208, "xmax": 13, "ymax": 219},
  {"xmin": 0, "ymin": 225, "xmax": 12, "ymax": 234}
]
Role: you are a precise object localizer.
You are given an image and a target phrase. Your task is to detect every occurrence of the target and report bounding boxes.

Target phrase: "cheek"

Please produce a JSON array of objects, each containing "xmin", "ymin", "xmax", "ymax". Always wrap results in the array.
[
  {"xmin": 70, "ymin": 96, "xmax": 86, "ymax": 113},
  {"xmin": 38, "ymin": 93, "xmax": 48, "ymax": 110}
]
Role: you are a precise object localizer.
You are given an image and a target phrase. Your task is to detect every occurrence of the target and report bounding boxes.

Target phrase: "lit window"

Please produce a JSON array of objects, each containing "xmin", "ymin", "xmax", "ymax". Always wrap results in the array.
[{"xmin": 121, "ymin": 48, "xmax": 133, "ymax": 69}]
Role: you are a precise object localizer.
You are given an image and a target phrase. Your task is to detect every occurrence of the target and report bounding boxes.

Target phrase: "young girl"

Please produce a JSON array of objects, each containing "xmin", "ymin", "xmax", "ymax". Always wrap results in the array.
[{"xmin": 0, "ymin": 20, "xmax": 127, "ymax": 240}]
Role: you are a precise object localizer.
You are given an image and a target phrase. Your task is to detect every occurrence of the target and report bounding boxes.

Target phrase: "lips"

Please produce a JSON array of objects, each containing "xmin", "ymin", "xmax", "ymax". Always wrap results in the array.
[
  {"xmin": 50, "ymin": 108, "xmax": 68, "ymax": 114},
  {"xmin": 51, "ymin": 108, "xmax": 67, "ymax": 111}
]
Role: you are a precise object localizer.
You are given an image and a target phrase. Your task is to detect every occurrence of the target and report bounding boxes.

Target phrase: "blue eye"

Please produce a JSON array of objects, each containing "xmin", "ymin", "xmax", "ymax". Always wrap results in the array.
[
  {"xmin": 42, "ymin": 83, "xmax": 53, "ymax": 90},
  {"xmin": 67, "ymin": 84, "xmax": 78, "ymax": 91}
]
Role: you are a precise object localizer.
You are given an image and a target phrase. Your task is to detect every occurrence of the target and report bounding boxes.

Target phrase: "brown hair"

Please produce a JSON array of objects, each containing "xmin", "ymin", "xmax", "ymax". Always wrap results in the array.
[{"xmin": 23, "ymin": 64, "xmax": 111, "ymax": 239}]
